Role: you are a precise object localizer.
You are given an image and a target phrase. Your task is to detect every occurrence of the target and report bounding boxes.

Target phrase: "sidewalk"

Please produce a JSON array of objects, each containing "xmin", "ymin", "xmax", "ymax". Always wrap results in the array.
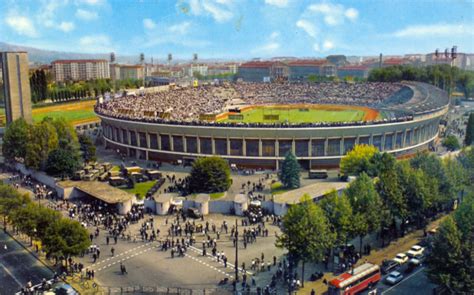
[{"xmin": 297, "ymin": 215, "xmax": 447, "ymax": 295}]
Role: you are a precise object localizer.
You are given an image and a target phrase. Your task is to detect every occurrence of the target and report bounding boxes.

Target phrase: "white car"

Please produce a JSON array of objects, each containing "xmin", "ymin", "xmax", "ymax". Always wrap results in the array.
[
  {"xmin": 407, "ymin": 245, "xmax": 425, "ymax": 258},
  {"xmin": 393, "ymin": 253, "xmax": 409, "ymax": 265},
  {"xmin": 385, "ymin": 271, "xmax": 404, "ymax": 285}
]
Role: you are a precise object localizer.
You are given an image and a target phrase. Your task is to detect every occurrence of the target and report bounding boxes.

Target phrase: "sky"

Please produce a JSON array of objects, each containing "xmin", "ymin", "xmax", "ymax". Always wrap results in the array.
[{"xmin": 1, "ymin": 0, "xmax": 473, "ymax": 60}]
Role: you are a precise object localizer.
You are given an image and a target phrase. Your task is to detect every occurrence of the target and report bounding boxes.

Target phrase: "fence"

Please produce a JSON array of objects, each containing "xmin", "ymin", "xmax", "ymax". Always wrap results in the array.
[{"xmin": 97, "ymin": 286, "xmax": 229, "ymax": 295}]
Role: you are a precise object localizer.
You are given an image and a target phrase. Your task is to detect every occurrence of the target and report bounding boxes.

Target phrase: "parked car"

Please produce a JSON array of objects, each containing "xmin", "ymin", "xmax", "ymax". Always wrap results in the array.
[
  {"xmin": 385, "ymin": 271, "xmax": 404, "ymax": 285},
  {"xmin": 407, "ymin": 245, "xmax": 425, "ymax": 258},
  {"xmin": 381, "ymin": 259, "xmax": 400, "ymax": 275},
  {"xmin": 405, "ymin": 258, "xmax": 422, "ymax": 274},
  {"xmin": 393, "ymin": 253, "xmax": 409, "ymax": 265}
]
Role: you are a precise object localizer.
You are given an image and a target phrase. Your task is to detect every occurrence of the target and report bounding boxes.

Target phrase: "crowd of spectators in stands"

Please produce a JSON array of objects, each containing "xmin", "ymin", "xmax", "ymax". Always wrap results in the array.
[{"xmin": 95, "ymin": 82, "xmax": 418, "ymax": 127}]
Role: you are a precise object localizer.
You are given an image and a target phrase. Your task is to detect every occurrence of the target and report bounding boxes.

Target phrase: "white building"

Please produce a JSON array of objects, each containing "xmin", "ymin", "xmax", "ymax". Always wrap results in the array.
[{"xmin": 52, "ymin": 59, "xmax": 110, "ymax": 82}]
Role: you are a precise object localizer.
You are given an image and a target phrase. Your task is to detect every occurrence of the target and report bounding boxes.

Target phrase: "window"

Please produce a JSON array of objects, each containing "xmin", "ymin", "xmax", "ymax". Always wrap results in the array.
[
  {"xmin": 262, "ymin": 140, "xmax": 275, "ymax": 157},
  {"xmin": 312, "ymin": 139, "xmax": 325, "ymax": 156},
  {"xmin": 200, "ymin": 137, "xmax": 212, "ymax": 154},
  {"xmin": 384, "ymin": 134, "xmax": 393, "ymax": 151},
  {"xmin": 230, "ymin": 139, "xmax": 243, "ymax": 156},
  {"xmin": 130, "ymin": 131, "xmax": 137, "ymax": 146},
  {"xmin": 149, "ymin": 133, "xmax": 158, "ymax": 149},
  {"xmin": 139, "ymin": 132, "xmax": 147, "ymax": 148},
  {"xmin": 173, "ymin": 136, "xmax": 184, "ymax": 152},
  {"xmin": 406, "ymin": 130, "xmax": 412, "ymax": 146},
  {"xmin": 186, "ymin": 137, "xmax": 197, "ymax": 153},
  {"xmin": 122, "ymin": 129, "xmax": 128, "ymax": 144},
  {"xmin": 327, "ymin": 139, "xmax": 340, "ymax": 156},
  {"xmin": 279, "ymin": 140, "xmax": 292, "ymax": 157},
  {"xmin": 161, "ymin": 134, "xmax": 170, "ymax": 151},
  {"xmin": 396, "ymin": 132, "xmax": 403, "ymax": 148},
  {"xmin": 343, "ymin": 138, "xmax": 356, "ymax": 154},
  {"xmin": 214, "ymin": 138, "xmax": 227, "ymax": 155},
  {"xmin": 358, "ymin": 136, "xmax": 370, "ymax": 146},
  {"xmin": 295, "ymin": 140, "xmax": 309, "ymax": 157},
  {"xmin": 373, "ymin": 135, "xmax": 382, "ymax": 151},
  {"xmin": 246, "ymin": 140, "xmax": 259, "ymax": 156}
]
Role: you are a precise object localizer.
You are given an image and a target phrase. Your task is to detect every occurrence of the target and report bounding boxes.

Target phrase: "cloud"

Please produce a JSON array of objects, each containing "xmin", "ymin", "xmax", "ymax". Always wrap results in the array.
[
  {"xmin": 58, "ymin": 21, "xmax": 75, "ymax": 32},
  {"xmin": 143, "ymin": 18, "xmax": 157, "ymax": 30},
  {"xmin": 313, "ymin": 43, "xmax": 320, "ymax": 52},
  {"xmin": 392, "ymin": 23, "xmax": 474, "ymax": 38},
  {"xmin": 75, "ymin": 9, "xmax": 98, "ymax": 21},
  {"xmin": 308, "ymin": 3, "xmax": 358, "ymax": 26},
  {"xmin": 79, "ymin": 34, "xmax": 113, "ymax": 52},
  {"xmin": 5, "ymin": 14, "xmax": 38, "ymax": 37},
  {"xmin": 252, "ymin": 31, "xmax": 280, "ymax": 54},
  {"xmin": 323, "ymin": 40, "xmax": 334, "ymax": 50},
  {"xmin": 264, "ymin": 0, "xmax": 289, "ymax": 8},
  {"xmin": 78, "ymin": 0, "xmax": 106, "ymax": 5},
  {"xmin": 169, "ymin": 22, "xmax": 192, "ymax": 34},
  {"xmin": 185, "ymin": 0, "xmax": 234, "ymax": 23},
  {"xmin": 296, "ymin": 19, "xmax": 318, "ymax": 38}
]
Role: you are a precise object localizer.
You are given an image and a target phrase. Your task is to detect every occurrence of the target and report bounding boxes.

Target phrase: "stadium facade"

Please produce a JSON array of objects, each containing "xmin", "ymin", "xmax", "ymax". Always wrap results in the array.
[{"xmin": 97, "ymin": 82, "xmax": 449, "ymax": 169}]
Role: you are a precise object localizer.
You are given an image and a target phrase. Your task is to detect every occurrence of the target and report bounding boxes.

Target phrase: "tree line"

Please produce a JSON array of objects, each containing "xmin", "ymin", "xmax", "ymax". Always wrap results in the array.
[
  {"xmin": 368, "ymin": 64, "xmax": 474, "ymax": 98},
  {"xmin": 0, "ymin": 184, "xmax": 90, "ymax": 268},
  {"xmin": 277, "ymin": 144, "xmax": 472, "ymax": 290},
  {"xmin": 2, "ymin": 118, "xmax": 96, "ymax": 178}
]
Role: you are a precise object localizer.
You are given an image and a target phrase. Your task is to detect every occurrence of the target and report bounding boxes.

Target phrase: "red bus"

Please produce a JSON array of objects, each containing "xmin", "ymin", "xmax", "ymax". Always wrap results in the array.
[{"xmin": 328, "ymin": 263, "xmax": 381, "ymax": 295}]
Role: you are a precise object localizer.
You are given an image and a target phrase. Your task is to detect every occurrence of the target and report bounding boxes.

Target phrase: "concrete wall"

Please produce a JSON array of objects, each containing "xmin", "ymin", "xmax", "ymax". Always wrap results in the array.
[{"xmin": 14, "ymin": 163, "xmax": 60, "ymax": 191}]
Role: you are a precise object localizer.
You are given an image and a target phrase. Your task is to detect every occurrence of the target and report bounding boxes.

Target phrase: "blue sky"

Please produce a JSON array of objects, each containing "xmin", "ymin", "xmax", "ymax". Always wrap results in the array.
[{"xmin": 1, "ymin": 0, "xmax": 473, "ymax": 59}]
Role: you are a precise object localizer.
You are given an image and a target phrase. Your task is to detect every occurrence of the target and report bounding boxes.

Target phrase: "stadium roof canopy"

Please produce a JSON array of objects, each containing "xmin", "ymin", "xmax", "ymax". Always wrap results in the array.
[{"xmin": 58, "ymin": 180, "xmax": 133, "ymax": 204}]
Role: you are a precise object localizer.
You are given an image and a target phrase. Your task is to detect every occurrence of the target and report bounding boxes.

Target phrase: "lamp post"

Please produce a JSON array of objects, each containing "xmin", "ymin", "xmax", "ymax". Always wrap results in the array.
[{"xmin": 234, "ymin": 219, "xmax": 239, "ymax": 282}]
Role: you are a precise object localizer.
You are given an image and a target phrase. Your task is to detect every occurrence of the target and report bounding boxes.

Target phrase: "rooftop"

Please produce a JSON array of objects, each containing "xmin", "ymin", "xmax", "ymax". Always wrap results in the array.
[
  {"xmin": 52, "ymin": 59, "xmax": 109, "ymax": 64},
  {"xmin": 58, "ymin": 180, "xmax": 133, "ymax": 204},
  {"xmin": 274, "ymin": 181, "xmax": 348, "ymax": 204}
]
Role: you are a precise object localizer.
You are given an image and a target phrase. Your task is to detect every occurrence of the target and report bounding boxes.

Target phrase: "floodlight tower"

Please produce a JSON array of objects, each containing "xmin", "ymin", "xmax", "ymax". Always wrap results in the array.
[
  {"xmin": 167, "ymin": 53, "xmax": 172, "ymax": 68},
  {"xmin": 140, "ymin": 53, "xmax": 145, "ymax": 87}
]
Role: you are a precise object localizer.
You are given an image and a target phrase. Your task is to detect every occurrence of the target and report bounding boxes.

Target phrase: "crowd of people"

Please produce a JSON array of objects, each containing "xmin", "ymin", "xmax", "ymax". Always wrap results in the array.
[{"xmin": 95, "ymin": 82, "xmax": 413, "ymax": 127}]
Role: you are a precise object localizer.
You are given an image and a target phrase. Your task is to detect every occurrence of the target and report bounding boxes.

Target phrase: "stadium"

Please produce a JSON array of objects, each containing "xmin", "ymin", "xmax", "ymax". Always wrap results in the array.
[{"xmin": 96, "ymin": 81, "xmax": 449, "ymax": 169}]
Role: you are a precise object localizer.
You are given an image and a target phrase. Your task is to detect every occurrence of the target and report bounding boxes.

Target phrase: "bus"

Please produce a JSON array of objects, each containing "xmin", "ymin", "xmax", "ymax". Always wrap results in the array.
[{"xmin": 328, "ymin": 263, "xmax": 381, "ymax": 295}]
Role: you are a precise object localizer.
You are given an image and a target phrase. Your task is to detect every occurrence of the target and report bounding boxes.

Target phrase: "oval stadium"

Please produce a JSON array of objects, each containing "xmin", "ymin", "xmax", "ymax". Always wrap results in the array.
[{"xmin": 95, "ymin": 81, "xmax": 449, "ymax": 169}]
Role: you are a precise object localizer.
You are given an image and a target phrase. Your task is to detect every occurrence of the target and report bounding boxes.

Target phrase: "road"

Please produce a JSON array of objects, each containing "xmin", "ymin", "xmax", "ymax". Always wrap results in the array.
[{"xmin": 0, "ymin": 231, "xmax": 54, "ymax": 295}]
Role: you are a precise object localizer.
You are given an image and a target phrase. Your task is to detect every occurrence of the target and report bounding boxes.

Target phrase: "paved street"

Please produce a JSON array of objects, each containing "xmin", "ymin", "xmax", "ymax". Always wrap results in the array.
[{"xmin": 0, "ymin": 231, "xmax": 54, "ymax": 295}]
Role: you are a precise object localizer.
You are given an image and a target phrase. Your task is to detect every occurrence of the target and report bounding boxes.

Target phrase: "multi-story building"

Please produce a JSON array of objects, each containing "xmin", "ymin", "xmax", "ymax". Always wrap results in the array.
[
  {"xmin": 287, "ymin": 60, "xmax": 329, "ymax": 81},
  {"xmin": 425, "ymin": 53, "xmax": 474, "ymax": 71},
  {"xmin": 52, "ymin": 59, "xmax": 110, "ymax": 82},
  {"xmin": 237, "ymin": 61, "xmax": 289, "ymax": 82},
  {"xmin": 110, "ymin": 64, "xmax": 144, "ymax": 80},
  {"xmin": 0, "ymin": 51, "xmax": 32, "ymax": 124},
  {"xmin": 188, "ymin": 64, "xmax": 208, "ymax": 77},
  {"xmin": 337, "ymin": 65, "xmax": 370, "ymax": 79}
]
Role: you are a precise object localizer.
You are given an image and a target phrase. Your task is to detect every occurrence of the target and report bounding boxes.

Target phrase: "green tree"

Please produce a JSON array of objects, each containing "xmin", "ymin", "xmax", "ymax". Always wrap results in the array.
[
  {"xmin": 340, "ymin": 144, "xmax": 379, "ymax": 176},
  {"xmin": 188, "ymin": 157, "xmax": 231, "ymax": 193},
  {"xmin": 426, "ymin": 216, "xmax": 473, "ymax": 293},
  {"xmin": 25, "ymin": 120, "xmax": 59, "ymax": 170},
  {"xmin": 276, "ymin": 195, "xmax": 335, "ymax": 287},
  {"xmin": 345, "ymin": 173, "xmax": 382, "ymax": 253},
  {"xmin": 79, "ymin": 134, "xmax": 97, "ymax": 162},
  {"xmin": 442, "ymin": 135, "xmax": 461, "ymax": 151},
  {"xmin": 46, "ymin": 147, "xmax": 81, "ymax": 178},
  {"xmin": 319, "ymin": 190, "xmax": 353, "ymax": 245},
  {"xmin": 2, "ymin": 118, "xmax": 31, "ymax": 162},
  {"xmin": 43, "ymin": 218, "xmax": 90, "ymax": 267},
  {"xmin": 465, "ymin": 113, "xmax": 474, "ymax": 146},
  {"xmin": 0, "ymin": 185, "xmax": 30, "ymax": 229},
  {"xmin": 279, "ymin": 152, "xmax": 301, "ymax": 189}
]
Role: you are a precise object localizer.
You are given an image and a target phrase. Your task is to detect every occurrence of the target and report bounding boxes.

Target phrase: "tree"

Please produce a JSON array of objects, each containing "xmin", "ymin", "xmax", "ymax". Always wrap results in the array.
[
  {"xmin": 46, "ymin": 147, "xmax": 81, "ymax": 178},
  {"xmin": 79, "ymin": 134, "xmax": 97, "ymax": 162},
  {"xmin": 426, "ymin": 216, "xmax": 473, "ymax": 293},
  {"xmin": 345, "ymin": 173, "xmax": 382, "ymax": 253},
  {"xmin": 2, "ymin": 118, "xmax": 31, "ymax": 161},
  {"xmin": 319, "ymin": 190, "xmax": 353, "ymax": 245},
  {"xmin": 442, "ymin": 135, "xmax": 461, "ymax": 151},
  {"xmin": 276, "ymin": 196, "xmax": 335, "ymax": 287},
  {"xmin": 188, "ymin": 157, "xmax": 231, "ymax": 193},
  {"xmin": 26, "ymin": 120, "xmax": 59, "ymax": 170},
  {"xmin": 43, "ymin": 218, "xmax": 90, "ymax": 267},
  {"xmin": 340, "ymin": 144, "xmax": 379, "ymax": 176},
  {"xmin": 279, "ymin": 152, "xmax": 301, "ymax": 189},
  {"xmin": 465, "ymin": 113, "xmax": 474, "ymax": 146}
]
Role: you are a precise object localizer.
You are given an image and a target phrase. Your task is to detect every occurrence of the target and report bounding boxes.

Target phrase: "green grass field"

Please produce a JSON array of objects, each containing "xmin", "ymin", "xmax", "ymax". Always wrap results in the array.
[
  {"xmin": 121, "ymin": 180, "xmax": 157, "ymax": 199},
  {"xmin": 220, "ymin": 107, "xmax": 366, "ymax": 124},
  {"xmin": 32, "ymin": 109, "xmax": 97, "ymax": 123}
]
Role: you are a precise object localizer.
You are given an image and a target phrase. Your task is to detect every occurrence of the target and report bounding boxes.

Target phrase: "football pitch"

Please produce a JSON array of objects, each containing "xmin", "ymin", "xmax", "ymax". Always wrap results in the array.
[
  {"xmin": 32, "ymin": 100, "xmax": 98, "ymax": 124},
  {"xmin": 219, "ymin": 105, "xmax": 370, "ymax": 124}
]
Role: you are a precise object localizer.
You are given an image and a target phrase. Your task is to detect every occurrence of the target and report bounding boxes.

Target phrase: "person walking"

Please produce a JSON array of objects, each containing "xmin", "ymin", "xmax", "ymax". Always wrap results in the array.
[{"xmin": 111, "ymin": 247, "xmax": 115, "ymax": 256}]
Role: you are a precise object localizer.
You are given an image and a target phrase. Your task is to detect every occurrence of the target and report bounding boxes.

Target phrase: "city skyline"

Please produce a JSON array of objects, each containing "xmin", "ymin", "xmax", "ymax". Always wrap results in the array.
[{"xmin": 1, "ymin": 0, "xmax": 473, "ymax": 59}]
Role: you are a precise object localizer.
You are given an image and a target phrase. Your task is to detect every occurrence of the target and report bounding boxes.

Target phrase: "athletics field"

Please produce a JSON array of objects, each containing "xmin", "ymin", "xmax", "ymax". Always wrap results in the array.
[{"xmin": 218, "ymin": 104, "xmax": 379, "ymax": 124}]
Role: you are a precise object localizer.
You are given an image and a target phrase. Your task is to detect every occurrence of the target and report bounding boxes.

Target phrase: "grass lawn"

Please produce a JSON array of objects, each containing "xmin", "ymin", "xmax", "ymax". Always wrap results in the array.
[
  {"xmin": 121, "ymin": 180, "xmax": 157, "ymax": 199},
  {"xmin": 210, "ymin": 192, "xmax": 225, "ymax": 199},
  {"xmin": 271, "ymin": 182, "xmax": 293, "ymax": 195},
  {"xmin": 32, "ymin": 109, "xmax": 97, "ymax": 123},
  {"xmin": 220, "ymin": 106, "xmax": 366, "ymax": 124}
]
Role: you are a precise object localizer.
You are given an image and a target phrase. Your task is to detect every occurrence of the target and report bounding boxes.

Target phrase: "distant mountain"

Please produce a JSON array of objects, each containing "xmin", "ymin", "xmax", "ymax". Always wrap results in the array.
[{"xmin": 0, "ymin": 42, "xmax": 142, "ymax": 64}]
